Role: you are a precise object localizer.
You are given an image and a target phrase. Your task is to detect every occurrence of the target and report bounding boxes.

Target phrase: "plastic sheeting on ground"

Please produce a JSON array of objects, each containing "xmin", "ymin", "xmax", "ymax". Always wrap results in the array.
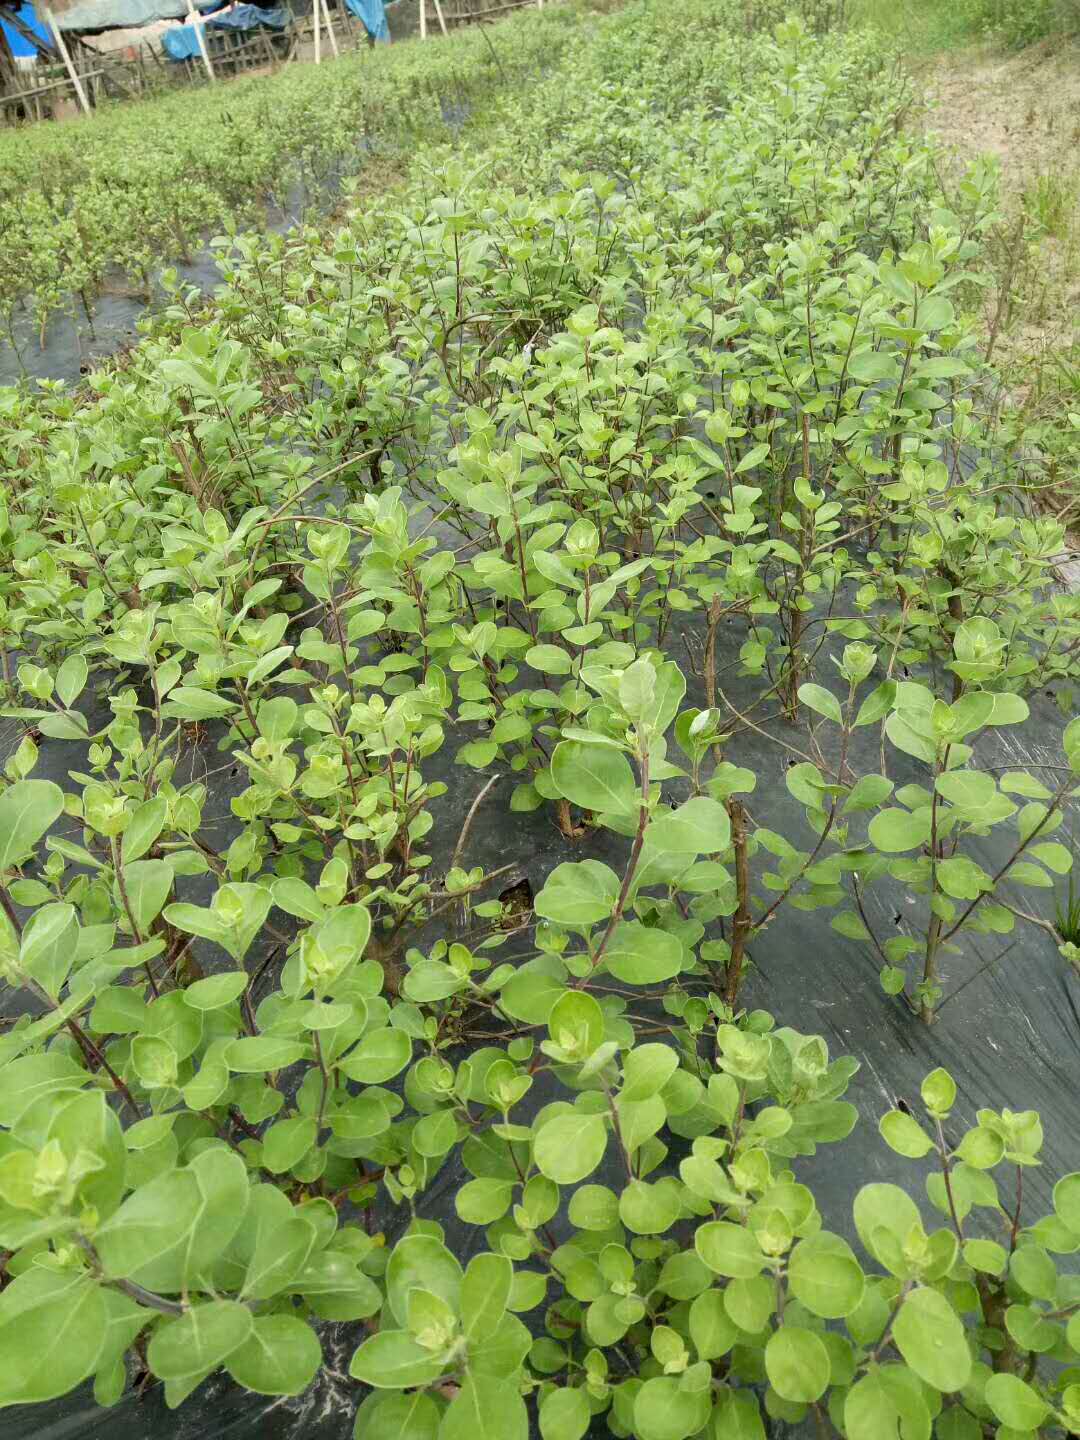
[
  {"xmin": 344, "ymin": 0, "xmax": 388, "ymax": 42},
  {"xmin": 161, "ymin": 1, "xmax": 288, "ymax": 59}
]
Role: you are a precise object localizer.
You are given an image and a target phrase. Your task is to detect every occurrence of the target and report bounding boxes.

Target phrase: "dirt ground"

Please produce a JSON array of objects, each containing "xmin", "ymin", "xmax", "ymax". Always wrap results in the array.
[{"xmin": 916, "ymin": 42, "xmax": 1080, "ymax": 393}]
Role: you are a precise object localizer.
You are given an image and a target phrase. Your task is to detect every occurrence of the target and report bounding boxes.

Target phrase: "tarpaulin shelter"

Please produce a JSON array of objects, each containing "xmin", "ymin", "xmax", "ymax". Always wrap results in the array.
[
  {"xmin": 344, "ymin": 0, "xmax": 386, "ymax": 42},
  {"xmin": 161, "ymin": 0, "xmax": 287, "ymax": 59},
  {"xmin": 0, "ymin": 1, "xmax": 50, "ymax": 55},
  {"xmin": 38, "ymin": 0, "xmax": 216, "ymax": 26}
]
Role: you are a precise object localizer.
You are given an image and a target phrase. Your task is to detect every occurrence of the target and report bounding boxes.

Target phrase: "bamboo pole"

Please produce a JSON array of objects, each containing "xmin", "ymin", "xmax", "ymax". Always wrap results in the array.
[
  {"xmin": 187, "ymin": 1, "xmax": 215, "ymax": 82},
  {"xmin": 322, "ymin": 0, "xmax": 339, "ymax": 57},
  {"xmin": 432, "ymin": 0, "xmax": 447, "ymax": 35},
  {"xmin": 44, "ymin": 8, "xmax": 91, "ymax": 115},
  {"xmin": 419, "ymin": 0, "xmax": 427, "ymax": 40},
  {"xmin": 313, "ymin": 0, "xmax": 321, "ymax": 62}
]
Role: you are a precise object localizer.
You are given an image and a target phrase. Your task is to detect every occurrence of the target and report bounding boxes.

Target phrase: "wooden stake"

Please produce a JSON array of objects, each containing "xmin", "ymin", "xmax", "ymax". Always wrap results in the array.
[
  {"xmin": 187, "ymin": 1, "xmax": 215, "ymax": 83},
  {"xmin": 45, "ymin": 8, "xmax": 90, "ymax": 115},
  {"xmin": 322, "ymin": 0, "xmax": 339, "ymax": 57}
]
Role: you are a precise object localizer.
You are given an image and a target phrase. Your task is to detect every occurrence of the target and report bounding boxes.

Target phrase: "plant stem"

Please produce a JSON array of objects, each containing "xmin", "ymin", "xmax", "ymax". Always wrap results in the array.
[
  {"xmin": 724, "ymin": 799, "xmax": 752, "ymax": 1007},
  {"xmin": 576, "ymin": 750, "xmax": 650, "ymax": 987}
]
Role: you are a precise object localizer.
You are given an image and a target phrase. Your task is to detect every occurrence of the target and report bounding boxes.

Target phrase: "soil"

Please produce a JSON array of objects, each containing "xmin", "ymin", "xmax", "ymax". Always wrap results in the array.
[{"xmin": 918, "ymin": 41, "xmax": 1080, "ymax": 396}]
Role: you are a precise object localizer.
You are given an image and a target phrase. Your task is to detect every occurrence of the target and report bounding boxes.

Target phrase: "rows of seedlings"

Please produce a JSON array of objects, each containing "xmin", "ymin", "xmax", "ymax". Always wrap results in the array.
[
  {"xmin": 0, "ymin": 0, "xmax": 587, "ymax": 363},
  {"xmin": 1, "ymin": 3, "xmax": 1079, "ymax": 1439}
]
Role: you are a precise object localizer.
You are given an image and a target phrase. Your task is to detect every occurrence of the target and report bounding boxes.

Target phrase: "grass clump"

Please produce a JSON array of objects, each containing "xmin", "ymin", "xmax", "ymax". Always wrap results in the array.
[{"xmin": 852, "ymin": 0, "xmax": 1080, "ymax": 51}]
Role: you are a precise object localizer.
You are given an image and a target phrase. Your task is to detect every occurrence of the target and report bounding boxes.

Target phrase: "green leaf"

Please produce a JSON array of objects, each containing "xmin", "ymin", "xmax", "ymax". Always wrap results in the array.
[
  {"xmin": 413, "ymin": 1110, "xmax": 458, "ymax": 1158},
  {"xmin": 293, "ymin": 1253, "xmax": 381, "ymax": 1323},
  {"xmin": 121, "ymin": 797, "xmax": 168, "ymax": 863},
  {"xmin": 798, "ymin": 684, "xmax": 843, "ymax": 724},
  {"xmin": 97, "ymin": 1148, "xmax": 248, "ymax": 1292},
  {"xmin": 633, "ymin": 1374, "xmax": 711, "ymax": 1440},
  {"xmin": 226, "ymin": 1036, "xmax": 308, "ymax": 1072},
  {"xmin": 845, "ymin": 1368, "xmax": 930, "ymax": 1440},
  {"xmin": 854, "ymin": 681, "xmax": 897, "ymax": 728},
  {"xmin": 539, "ymin": 1385, "xmax": 591, "ymax": 1440},
  {"xmin": 353, "ymin": 1391, "xmax": 440, "ymax": 1440},
  {"xmin": 787, "ymin": 1232, "xmax": 865, "ymax": 1318},
  {"xmin": 440, "ymin": 1375, "xmax": 528, "ymax": 1440},
  {"xmin": 604, "ymin": 921, "xmax": 683, "ymax": 984},
  {"xmin": 1054, "ymin": 1172, "xmax": 1080, "ymax": 1231},
  {"xmin": 262, "ymin": 1116, "xmax": 318, "ymax": 1175},
  {"xmin": 621, "ymin": 1043, "xmax": 679, "ymax": 1102},
  {"xmin": 921, "ymin": 1068, "xmax": 956, "ymax": 1116},
  {"xmin": 936, "ymin": 857, "xmax": 992, "ymax": 901},
  {"xmin": 386, "ymin": 1233, "xmax": 462, "ymax": 1326},
  {"xmin": 551, "ymin": 741, "xmax": 637, "ymax": 816},
  {"xmin": 1010, "ymin": 1244, "xmax": 1058, "ymax": 1301},
  {"xmin": 646, "ymin": 797, "xmax": 731, "ymax": 854},
  {"xmin": 455, "ymin": 1178, "xmax": 513, "ymax": 1225},
  {"xmin": 868, "ymin": 807, "xmax": 931, "ymax": 853},
  {"xmin": 534, "ymin": 1111, "xmax": 608, "ymax": 1185},
  {"xmin": 148, "ymin": 1300, "xmax": 253, "ymax": 1380},
  {"xmin": 853, "ymin": 1184, "xmax": 922, "ymax": 1275},
  {"xmin": 257, "ymin": 696, "xmax": 297, "ymax": 742},
  {"xmin": 225, "ymin": 1314, "xmax": 321, "ymax": 1395},
  {"xmin": 534, "ymin": 860, "xmax": 620, "ymax": 927},
  {"xmin": 162, "ymin": 687, "xmax": 238, "ymax": 721},
  {"xmin": 689, "ymin": 1289, "xmax": 738, "ymax": 1360},
  {"xmin": 619, "ymin": 1178, "xmax": 681, "ymax": 1235},
  {"xmin": 983, "ymin": 1374, "xmax": 1050, "ymax": 1430},
  {"xmin": 713, "ymin": 1390, "xmax": 765, "ymax": 1440},
  {"xmin": 1065, "ymin": 715, "xmax": 1080, "ymax": 772},
  {"xmin": 56, "ymin": 654, "xmax": 89, "ymax": 708},
  {"xmin": 848, "ymin": 348, "xmax": 899, "ymax": 383},
  {"xmin": 272, "ymin": 877, "xmax": 326, "ymax": 922},
  {"xmin": 0, "ymin": 1268, "xmax": 107, "ymax": 1405},
  {"xmin": 0, "ymin": 779, "xmax": 64, "ymax": 870},
  {"xmin": 547, "ymin": 988, "xmax": 605, "ymax": 1059},
  {"xmin": 47, "ymin": 1089, "xmax": 126, "ymax": 1220},
  {"xmin": 19, "ymin": 901, "xmax": 77, "ymax": 998},
  {"xmin": 337, "ymin": 1028, "xmax": 411, "ymax": 1083},
  {"xmin": 879, "ymin": 1111, "xmax": 934, "ymax": 1158},
  {"xmin": 0, "ymin": 1053, "xmax": 87, "ymax": 1127},
  {"xmin": 183, "ymin": 971, "xmax": 248, "ymax": 1010},
  {"xmin": 893, "ymin": 1286, "xmax": 971, "ymax": 1391},
  {"xmin": 843, "ymin": 775, "xmax": 894, "ymax": 813},
  {"xmin": 955, "ymin": 1126, "xmax": 1004, "ymax": 1169},
  {"xmin": 123, "ymin": 859, "xmax": 174, "ymax": 935},
  {"xmin": 567, "ymin": 1184, "xmax": 619, "ymax": 1231},
  {"xmin": 349, "ymin": 1330, "xmax": 447, "ymax": 1389},
  {"xmin": 962, "ymin": 1239, "xmax": 1006, "ymax": 1275},
  {"xmin": 831, "ymin": 911, "xmax": 871, "ymax": 941},
  {"xmin": 765, "ymin": 1326, "xmax": 830, "ymax": 1403},
  {"xmin": 96, "ymin": 1169, "xmax": 202, "ymax": 1286},
  {"xmin": 695, "ymin": 1221, "xmax": 764, "ymax": 1278},
  {"xmin": 462, "ymin": 1252, "xmax": 512, "ymax": 1343},
  {"xmin": 526, "ymin": 644, "xmax": 573, "ymax": 675},
  {"xmin": 1030, "ymin": 841, "xmax": 1072, "ymax": 874}
]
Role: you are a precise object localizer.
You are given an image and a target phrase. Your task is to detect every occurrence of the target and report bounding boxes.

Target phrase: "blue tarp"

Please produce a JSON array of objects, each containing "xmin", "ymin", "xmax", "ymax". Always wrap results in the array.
[
  {"xmin": 0, "ymin": 1, "xmax": 50, "ymax": 56},
  {"xmin": 162, "ymin": 1, "xmax": 288, "ymax": 59},
  {"xmin": 344, "ymin": 0, "xmax": 388, "ymax": 42}
]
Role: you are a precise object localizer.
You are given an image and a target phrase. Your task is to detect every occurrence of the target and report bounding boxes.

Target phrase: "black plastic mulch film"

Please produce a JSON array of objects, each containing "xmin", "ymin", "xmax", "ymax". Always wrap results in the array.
[{"xmin": 3, "ymin": 598, "xmax": 1077, "ymax": 1438}]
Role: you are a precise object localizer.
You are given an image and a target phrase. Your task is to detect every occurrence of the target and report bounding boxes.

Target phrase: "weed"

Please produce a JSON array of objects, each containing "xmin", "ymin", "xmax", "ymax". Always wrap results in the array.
[
  {"xmin": 1056, "ymin": 864, "xmax": 1080, "ymax": 944},
  {"xmin": 1024, "ymin": 172, "xmax": 1078, "ymax": 240}
]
